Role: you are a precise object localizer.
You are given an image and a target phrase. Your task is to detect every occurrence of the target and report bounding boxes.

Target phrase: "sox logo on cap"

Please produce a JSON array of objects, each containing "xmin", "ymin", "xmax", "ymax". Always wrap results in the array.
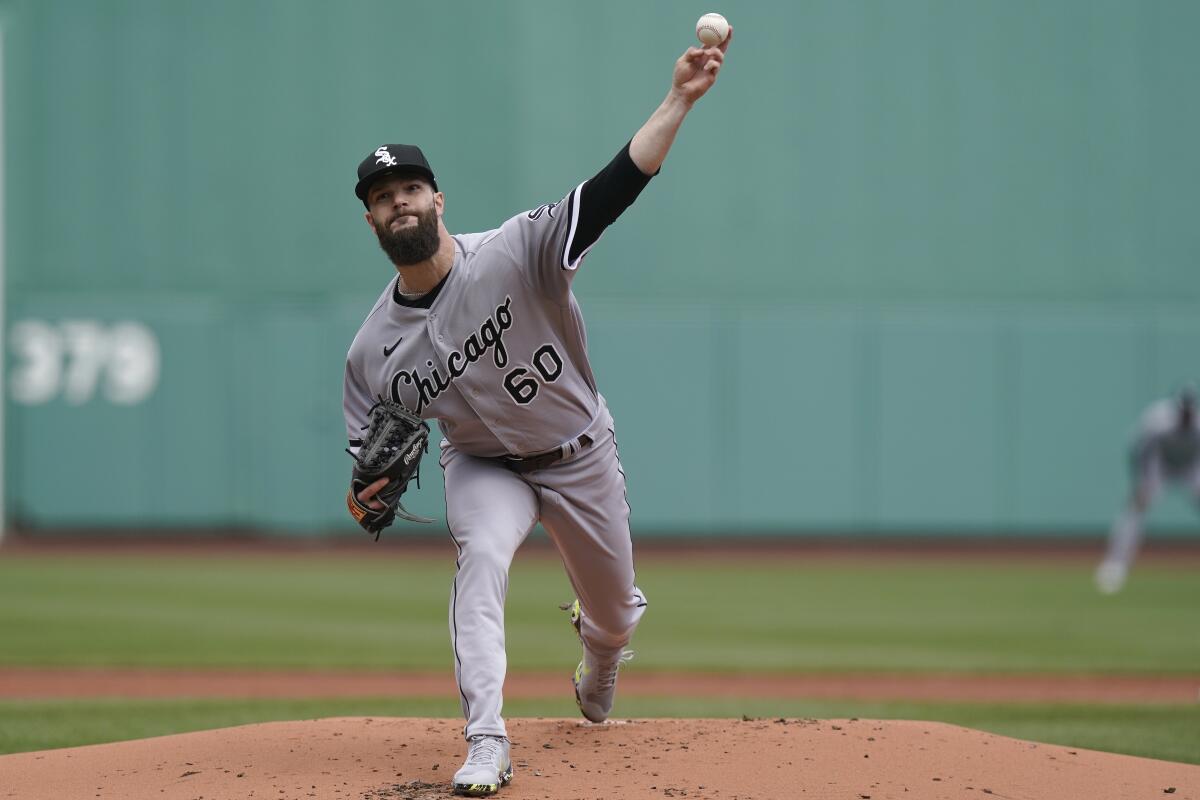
[{"xmin": 375, "ymin": 147, "xmax": 398, "ymax": 167}]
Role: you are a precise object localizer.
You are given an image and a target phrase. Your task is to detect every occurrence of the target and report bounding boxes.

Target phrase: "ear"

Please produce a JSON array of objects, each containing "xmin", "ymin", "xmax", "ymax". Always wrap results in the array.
[
  {"xmin": 434, "ymin": 190, "xmax": 445, "ymax": 218},
  {"xmin": 364, "ymin": 210, "xmax": 375, "ymax": 229}
]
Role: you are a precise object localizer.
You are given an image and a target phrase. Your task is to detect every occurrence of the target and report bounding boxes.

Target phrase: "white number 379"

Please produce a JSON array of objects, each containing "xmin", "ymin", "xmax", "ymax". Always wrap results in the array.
[{"xmin": 9, "ymin": 319, "xmax": 160, "ymax": 405}]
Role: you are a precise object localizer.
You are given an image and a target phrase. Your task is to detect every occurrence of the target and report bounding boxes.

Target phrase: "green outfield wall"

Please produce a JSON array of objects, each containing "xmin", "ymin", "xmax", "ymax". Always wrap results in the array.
[{"xmin": 3, "ymin": 0, "xmax": 1198, "ymax": 535}]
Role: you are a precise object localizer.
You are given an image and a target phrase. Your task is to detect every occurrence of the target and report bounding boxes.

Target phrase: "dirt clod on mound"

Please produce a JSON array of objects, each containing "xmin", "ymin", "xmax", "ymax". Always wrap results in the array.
[
  {"xmin": 0, "ymin": 716, "xmax": 1195, "ymax": 800},
  {"xmin": 365, "ymin": 780, "xmax": 444, "ymax": 799}
]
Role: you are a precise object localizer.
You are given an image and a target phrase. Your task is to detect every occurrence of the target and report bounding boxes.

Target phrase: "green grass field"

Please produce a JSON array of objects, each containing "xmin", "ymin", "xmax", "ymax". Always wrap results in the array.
[{"xmin": 1, "ymin": 548, "xmax": 1197, "ymax": 762}]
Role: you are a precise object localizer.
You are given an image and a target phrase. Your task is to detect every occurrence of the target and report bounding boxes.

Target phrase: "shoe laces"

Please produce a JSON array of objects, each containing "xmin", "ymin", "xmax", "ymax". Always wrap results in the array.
[
  {"xmin": 465, "ymin": 735, "xmax": 505, "ymax": 767},
  {"xmin": 592, "ymin": 650, "xmax": 635, "ymax": 691}
]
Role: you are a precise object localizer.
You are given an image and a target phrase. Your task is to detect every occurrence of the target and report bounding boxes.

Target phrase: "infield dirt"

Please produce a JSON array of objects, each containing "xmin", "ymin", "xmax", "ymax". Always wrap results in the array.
[{"xmin": 1, "ymin": 716, "xmax": 1196, "ymax": 800}]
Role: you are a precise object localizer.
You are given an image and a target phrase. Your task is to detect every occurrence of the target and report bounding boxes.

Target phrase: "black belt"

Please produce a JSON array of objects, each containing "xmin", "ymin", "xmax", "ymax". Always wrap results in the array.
[{"xmin": 501, "ymin": 434, "xmax": 593, "ymax": 474}]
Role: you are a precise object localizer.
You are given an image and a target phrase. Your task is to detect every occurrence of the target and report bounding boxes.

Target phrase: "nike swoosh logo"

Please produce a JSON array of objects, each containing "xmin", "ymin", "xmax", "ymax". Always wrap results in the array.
[{"xmin": 383, "ymin": 337, "xmax": 403, "ymax": 357}]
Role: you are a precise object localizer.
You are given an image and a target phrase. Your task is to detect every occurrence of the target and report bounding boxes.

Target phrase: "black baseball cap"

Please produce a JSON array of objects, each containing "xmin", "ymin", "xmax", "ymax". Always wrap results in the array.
[{"xmin": 355, "ymin": 144, "xmax": 438, "ymax": 205}]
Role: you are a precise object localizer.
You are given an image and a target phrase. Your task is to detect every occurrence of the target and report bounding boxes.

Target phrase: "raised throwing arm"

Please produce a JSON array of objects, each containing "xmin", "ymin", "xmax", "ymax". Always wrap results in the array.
[{"xmin": 630, "ymin": 30, "xmax": 733, "ymax": 175}]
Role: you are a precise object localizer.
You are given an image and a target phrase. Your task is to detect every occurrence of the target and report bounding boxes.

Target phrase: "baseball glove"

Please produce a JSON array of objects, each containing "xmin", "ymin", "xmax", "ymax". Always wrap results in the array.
[{"xmin": 346, "ymin": 398, "xmax": 434, "ymax": 538}]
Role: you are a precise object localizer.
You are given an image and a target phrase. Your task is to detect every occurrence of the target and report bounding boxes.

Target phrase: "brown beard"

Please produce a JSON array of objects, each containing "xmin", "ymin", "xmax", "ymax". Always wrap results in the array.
[{"xmin": 374, "ymin": 205, "xmax": 440, "ymax": 266}]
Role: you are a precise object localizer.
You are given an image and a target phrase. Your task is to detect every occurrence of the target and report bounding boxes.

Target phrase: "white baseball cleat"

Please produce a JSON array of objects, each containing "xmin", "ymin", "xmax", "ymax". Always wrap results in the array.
[
  {"xmin": 452, "ymin": 735, "xmax": 512, "ymax": 797},
  {"xmin": 574, "ymin": 648, "xmax": 635, "ymax": 723},
  {"xmin": 563, "ymin": 599, "xmax": 634, "ymax": 723},
  {"xmin": 1094, "ymin": 561, "xmax": 1128, "ymax": 595}
]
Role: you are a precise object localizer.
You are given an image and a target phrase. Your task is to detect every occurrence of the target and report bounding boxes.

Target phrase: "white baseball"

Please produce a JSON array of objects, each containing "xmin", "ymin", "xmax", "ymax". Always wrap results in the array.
[{"xmin": 695, "ymin": 12, "xmax": 729, "ymax": 46}]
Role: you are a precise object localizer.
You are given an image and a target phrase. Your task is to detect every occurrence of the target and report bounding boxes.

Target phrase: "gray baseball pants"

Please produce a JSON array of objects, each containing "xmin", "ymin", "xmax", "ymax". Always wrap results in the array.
[{"xmin": 439, "ymin": 412, "xmax": 646, "ymax": 740}]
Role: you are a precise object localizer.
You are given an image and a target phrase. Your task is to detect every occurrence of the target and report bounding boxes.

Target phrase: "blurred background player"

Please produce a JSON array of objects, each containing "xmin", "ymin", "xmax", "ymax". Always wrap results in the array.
[{"xmin": 1096, "ymin": 386, "xmax": 1200, "ymax": 594}]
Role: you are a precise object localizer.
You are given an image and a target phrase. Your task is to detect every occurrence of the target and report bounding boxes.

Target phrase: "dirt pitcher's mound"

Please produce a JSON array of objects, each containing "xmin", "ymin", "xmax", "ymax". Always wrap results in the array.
[{"xmin": 0, "ymin": 717, "xmax": 1195, "ymax": 800}]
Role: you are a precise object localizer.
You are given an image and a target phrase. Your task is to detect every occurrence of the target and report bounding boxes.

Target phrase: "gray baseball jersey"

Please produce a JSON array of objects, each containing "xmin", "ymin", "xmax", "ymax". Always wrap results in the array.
[
  {"xmin": 344, "ymin": 187, "xmax": 601, "ymax": 456},
  {"xmin": 344, "ymin": 171, "xmax": 647, "ymax": 741},
  {"xmin": 1130, "ymin": 399, "xmax": 1200, "ymax": 485}
]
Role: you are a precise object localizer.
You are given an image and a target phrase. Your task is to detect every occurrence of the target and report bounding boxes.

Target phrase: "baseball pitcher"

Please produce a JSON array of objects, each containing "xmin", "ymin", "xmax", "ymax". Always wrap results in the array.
[{"xmin": 342, "ymin": 32, "xmax": 732, "ymax": 797}]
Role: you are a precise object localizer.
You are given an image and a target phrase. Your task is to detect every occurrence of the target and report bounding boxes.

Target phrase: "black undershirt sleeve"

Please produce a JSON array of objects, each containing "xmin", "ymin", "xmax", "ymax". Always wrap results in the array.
[{"xmin": 568, "ymin": 141, "xmax": 656, "ymax": 264}]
